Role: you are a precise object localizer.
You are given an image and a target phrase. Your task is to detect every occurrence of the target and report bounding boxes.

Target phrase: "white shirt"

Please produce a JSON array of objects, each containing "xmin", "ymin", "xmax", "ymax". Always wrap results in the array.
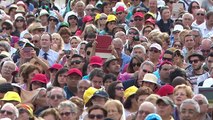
[
  {"xmin": 63, "ymin": 43, "xmax": 71, "ymax": 50},
  {"xmin": 198, "ymin": 21, "xmax": 213, "ymax": 38},
  {"xmin": 39, "ymin": 49, "xmax": 59, "ymax": 66}
]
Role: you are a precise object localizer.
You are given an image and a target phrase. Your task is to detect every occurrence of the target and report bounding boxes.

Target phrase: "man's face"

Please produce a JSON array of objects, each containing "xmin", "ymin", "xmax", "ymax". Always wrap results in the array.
[
  {"xmin": 116, "ymin": 11, "xmax": 126, "ymax": 21},
  {"xmin": 162, "ymin": 53, "xmax": 173, "ymax": 62},
  {"xmin": 77, "ymin": 81, "xmax": 91, "ymax": 98},
  {"xmin": 107, "ymin": 60, "xmax": 120, "ymax": 74},
  {"xmin": 183, "ymin": 15, "xmax": 193, "ymax": 27},
  {"xmin": 1, "ymin": 62, "xmax": 16, "ymax": 80},
  {"xmin": 128, "ymin": 29, "xmax": 139, "ymax": 41},
  {"xmin": 207, "ymin": 56, "xmax": 213, "ymax": 70},
  {"xmin": 0, "ymin": 106, "xmax": 16, "ymax": 120},
  {"xmin": 69, "ymin": 57, "xmax": 84, "ymax": 70},
  {"xmin": 148, "ymin": 47, "xmax": 161, "ymax": 60},
  {"xmin": 157, "ymin": 101, "xmax": 173, "ymax": 117},
  {"xmin": 40, "ymin": 15, "xmax": 48, "ymax": 23},
  {"xmin": 138, "ymin": 64, "xmax": 153, "ymax": 85},
  {"xmin": 76, "ymin": 3, "xmax": 85, "ymax": 13},
  {"xmin": 133, "ymin": 48, "xmax": 145, "ymax": 59},
  {"xmin": 91, "ymin": 76, "xmax": 103, "ymax": 89},
  {"xmin": 49, "ymin": 89, "xmax": 65, "ymax": 108},
  {"xmin": 184, "ymin": 36, "xmax": 195, "ymax": 49},
  {"xmin": 149, "ymin": 0, "xmax": 157, "ymax": 10},
  {"xmin": 195, "ymin": 9, "xmax": 205, "ymax": 22},
  {"xmin": 113, "ymin": 42, "xmax": 123, "ymax": 56},
  {"xmin": 67, "ymin": 74, "xmax": 81, "ymax": 88},
  {"xmin": 191, "ymin": 31, "xmax": 201, "ymax": 47},
  {"xmin": 134, "ymin": 16, "xmax": 144, "ymax": 26},
  {"xmin": 207, "ymin": 15, "xmax": 213, "ymax": 26},
  {"xmin": 40, "ymin": 34, "xmax": 51, "ymax": 49},
  {"xmin": 189, "ymin": 56, "xmax": 202, "ymax": 70},
  {"xmin": 92, "ymin": 96, "xmax": 106, "ymax": 106},
  {"xmin": 159, "ymin": 64, "xmax": 172, "ymax": 81},
  {"xmin": 180, "ymin": 103, "xmax": 199, "ymax": 120},
  {"xmin": 32, "ymin": 35, "xmax": 40, "ymax": 48},
  {"xmin": 137, "ymin": 104, "xmax": 155, "ymax": 120},
  {"xmin": 1, "ymin": 25, "xmax": 12, "ymax": 35},
  {"xmin": 193, "ymin": 96, "xmax": 208, "ymax": 114}
]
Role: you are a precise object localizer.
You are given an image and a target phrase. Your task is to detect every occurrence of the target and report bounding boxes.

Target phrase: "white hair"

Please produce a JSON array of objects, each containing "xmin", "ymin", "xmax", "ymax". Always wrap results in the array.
[
  {"xmin": 192, "ymin": 94, "xmax": 209, "ymax": 104},
  {"xmin": 1, "ymin": 103, "xmax": 19, "ymax": 118},
  {"xmin": 182, "ymin": 13, "xmax": 194, "ymax": 20},
  {"xmin": 139, "ymin": 101, "xmax": 157, "ymax": 113},
  {"xmin": 180, "ymin": 99, "xmax": 200, "ymax": 113},
  {"xmin": 131, "ymin": 44, "xmax": 146, "ymax": 55}
]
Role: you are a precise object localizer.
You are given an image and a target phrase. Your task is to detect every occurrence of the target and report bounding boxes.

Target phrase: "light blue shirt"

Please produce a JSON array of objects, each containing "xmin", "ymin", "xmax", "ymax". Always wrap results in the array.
[{"xmin": 39, "ymin": 49, "xmax": 59, "ymax": 66}]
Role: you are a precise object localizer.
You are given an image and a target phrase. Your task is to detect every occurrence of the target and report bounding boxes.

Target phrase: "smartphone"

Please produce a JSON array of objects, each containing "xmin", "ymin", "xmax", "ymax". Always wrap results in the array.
[{"xmin": 63, "ymin": 50, "xmax": 71, "ymax": 55}]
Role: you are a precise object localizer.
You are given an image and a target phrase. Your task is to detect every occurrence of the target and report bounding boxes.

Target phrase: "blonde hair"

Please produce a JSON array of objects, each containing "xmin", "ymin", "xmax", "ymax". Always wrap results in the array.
[
  {"xmin": 145, "ymin": 94, "xmax": 160, "ymax": 105},
  {"xmin": 51, "ymin": 33, "xmax": 64, "ymax": 51},
  {"xmin": 174, "ymin": 84, "xmax": 193, "ymax": 98}
]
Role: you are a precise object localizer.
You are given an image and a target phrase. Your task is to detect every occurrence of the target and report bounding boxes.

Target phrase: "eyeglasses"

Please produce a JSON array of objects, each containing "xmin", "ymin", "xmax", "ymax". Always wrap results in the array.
[
  {"xmin": 0, "ymin": 110, "xmax": 13, "ymax": 115},
  {"xmin": 2, "ymin": 27, "xmax": 10, "ymax": 30},
  {"xmin": 134, "ymin": 18, "xmax": 143, "ymax": 21},
  {"xmin": 189, "ymin": 59, "xmax": 199, "ymax": 64},
  {"xmin": 88, "ymin": 114, "xmax": 104, "ymax": 119},
  {"xmin": 16, "ymin": 19, "xmax": 24, "ymax": 22},
  {"xmin": 18, "ymin": 41, "xmax": 25, "ymax": 47},
  {"xmin": 142, "ymin": 69, "xmax": 152, "ymax": 73},
  {"xmin": 60, "ymin": 112, "xmax": 72, "ymax": 116},
  {"xmin": 169, "ymin": 1, "xmax": 174, "ymax": 4},
  {"xmin": 32, "ymin": 81, "xmax": 43, "ymax": 86},
  {"xmin": 132, "ymin": 63, "xmax": 141, "ymax": 67},
  {"xmin": 149, "ymin": 49, "xmax": 159, "ymax": 53},
  {"xmin": 31, "ymin": 40, "xmax": 38, "ymax": 43},
  {"xmin": 50, "ymin": 94, "xmax": 63, "ymax": 100},
  {"xmin": 174, "ymin": 44, "xmax": 181, "ymax": 48},
  {"xmin": 71, "ymin": 60, "xmax": 82, "ymax": 65},
  {"xmin": 116, "ymin": 12, "xmax": 123, "ymax": 15},
  {"xmin": 115, "ymin": 86, "xmax": 124, "ymax": 91},
  {"xmin": 128, "ymin": 31, "xmax": 138, "ymax": 35},
  {"xmin": 192, "ymin": 6, "xmax": 200, "ymax": 9},
  {"xmin": 163, "ymin": 57, "xmax": 173, "ymax": 62},
  {"xmin": 138, "ymin": 110, "xmax": 150, "ymax": 115},
  {"xmin": 201, "ymin": 49, "xmax": 210, "ymax": 53},
  {"xmin": 99, "ymin": 17, "xmax": 107, "ymax": 20},
  {"xmin": 197, "ymin": 13, "xmax": 205, "ymax": 16}
]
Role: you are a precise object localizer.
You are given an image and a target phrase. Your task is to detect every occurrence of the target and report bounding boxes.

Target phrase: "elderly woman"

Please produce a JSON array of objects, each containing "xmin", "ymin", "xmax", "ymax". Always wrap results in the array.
[
  {"xmin": 51, "ymin": 33, "xmax": 64, "ymax": 52},
  {"xmin": 104, "ymin": 100, "xmax": 125, "ymax": 120},
  {"xmin": 173, "ymin": 84, "xmax": 194, "ymax": 120},
  {"xmin": 58, "ymin": 100, "xmax": 78, "ymax": 120},
  {"xmin": 0, "ymin": 103, "xmax": 19, "ymax": 120}
]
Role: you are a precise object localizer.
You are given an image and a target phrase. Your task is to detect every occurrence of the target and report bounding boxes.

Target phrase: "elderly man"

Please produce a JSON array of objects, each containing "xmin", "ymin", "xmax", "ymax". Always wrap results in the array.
[
  {"xmin": 180, "ymin": 99, "xmax": 200, "ymax": 120},
  {"xmin": 182, "ymin": 13, "xmax": 194, "ymax": 28},
  {"xmin": 0, "ymin": 103, "xmax": 19, "ymax": 120},
  {"xmin": 48, "ymin": 87, "xmax": 66, "ymax": 108},
  {"xmin": 192, "ymin": 8, "xmax": 206, "ymax": 27},
  {"xmin": 135, "ymin": 101, "xmax": 156, "ymax": 120},
  {"xmin": 1, "ymin": 61, "xmax": 16, "ymax": 83},
  {"xmin": 190, "ymin": 28, "xmax": 202, "ymax": 50},
  {"xmin": 200, "ymin": 39, "xmax": 212, "ymax": 58},
  {"xmin": 192, "ymin": 94, "xmax": 212, "ymax": 120},
  {"xmin": 77, "ymin": 80, "xmax": 91, "ymax": 99}
]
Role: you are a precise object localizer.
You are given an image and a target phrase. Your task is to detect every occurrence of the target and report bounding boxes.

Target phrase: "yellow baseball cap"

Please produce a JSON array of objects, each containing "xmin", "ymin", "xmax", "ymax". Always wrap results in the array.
[
  {"xmin": 1, "ymin": 91, "xmax": 21, "ymax": 103},
  {"xmin": 107, "ymin": 14, "xmax": 117, "ymax": 22},
  {"xmin": 83, "ymin": 87, "xmax": 98, "ymax": 105},
  {"xmin": 124, "ymin": 86, "xmax": 138, "ymax": 100},
  {"xmin": 95, "ymin": 13, "xmax": 101, "ymax": 21}
]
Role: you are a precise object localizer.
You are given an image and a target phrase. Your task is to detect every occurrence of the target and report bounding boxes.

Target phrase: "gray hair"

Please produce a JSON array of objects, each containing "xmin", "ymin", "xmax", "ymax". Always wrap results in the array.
[
  {"xmin": 182, "ymin": 12, "xmax": 194, "ymax": 20},
  {"xmin": 140, "ymin": 60, "xmax": 155, "ymax": 72},
  {"xmin": 58, "ymin": 100, "xmax": 78, "ymax": 113},
  {"xmin": 112, "ymin": 38, "xmax": 123, "ymax": 46},
  {"xmin": 1, "ymin": 103, "xmax": 19, "ymax": 118},
  {"xmin": 192, "ymin": 94, "xmax": 209, "ymax": 104},
  {"xmin": 49, "ymin": 87, "xmax": 67, "ymax": 99},
  {"xmin": 139, "ymin": 101, "xmax": 157, "ymax": 113},
  {"xmin": 180, "ymin": 99, "xmax": 200, "ymax": 113},
  {"xmin": 0, "ymin": 41, "xmax": 11, "ymax": 52},
  {"xmin": 132, "ymin": 44, "xmax": 146, "ymax": 54}
]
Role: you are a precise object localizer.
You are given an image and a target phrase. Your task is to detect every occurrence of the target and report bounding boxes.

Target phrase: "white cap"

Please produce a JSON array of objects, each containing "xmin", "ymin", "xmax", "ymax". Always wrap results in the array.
[
  {"xmin": 4, "ymin": 20, "xmax": 13, "ymax": 26},
  {"xmin": 15, "ymin": 13, "xmax": 25, "ymax": 20},
  {"xmin": 173, "ymin": 25, "xmax": 183, "ymax": 32},
  {"xmin": 150, "ymin": 43, "xmax": 162, "ymax": 51},
  {"xmin": 143, "ymin": 73, "xmax": 158, "ymax": 84},
  {"xmin": 39, "ymin": 9, "xmax": 49, "ymax": 17},
  {"xmin": 202, "ymin": 78, "xmax": 213, "ymax": 87}
]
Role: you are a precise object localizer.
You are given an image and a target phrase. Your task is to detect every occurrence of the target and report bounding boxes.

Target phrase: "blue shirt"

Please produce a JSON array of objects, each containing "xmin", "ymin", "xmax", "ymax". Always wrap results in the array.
[
  {"xmin": 39, "ymin": 49, "xmax": 59, "ymax": 66},
  {"xmin": 121, "ymin": 53, "xmax": 131, "ymax": 71}
]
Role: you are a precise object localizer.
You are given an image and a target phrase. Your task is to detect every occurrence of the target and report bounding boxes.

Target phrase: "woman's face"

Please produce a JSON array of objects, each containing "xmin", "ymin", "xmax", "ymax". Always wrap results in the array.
[
  {"xmin": 59, "ymin": 107, "xmax": 77, "ymax": 120},
  {"xmin": 103, "ymin": 4, "xmax": 111, "ymax": 15},
  {"xmin": 106, "ymin": 103, "xmax": 122, "ymax": 120},
  {"xmin": 115, "ymin": 83, "xmax": 124, "ymax": 98},
  {"xmin": 162, "ymin": 9, "xmax": 171, "ymax": 20},
  {"xmin": 173, "ymin": 41, "xmax": 182, "ymax": 49},
  {"xmin": 104, "ymin": 79, "xmax": 113, "ymax": 91},
  {"xmin": 15, "ymin": 17, "xmax": 25, "ymax": 28},
  {"xmin": 68, "ymin": 16, "xmax": 78, "ymax": 25},
  {"xmin": 132, "ymin": 58, "xmax": 141, "ymax": 72},
  {"xmin": 143, "ymin": 27, "xmax": 153, "ymax": 38},
  {"xmin": 79, "ymin": 43, "xmax": 86, "ymax": 57},
  {"xmin": 52, "ymin": 35, "xmax": 61, "ymax": 45},
  {"xmin": 99, "ymin": 17, "xmax": 107, "ymax": 25},
  {"xmin": 191, "ymin": 2, "xmax": 200, "ymax": 15},
  {"xmin": 173, "ymin": 88, "xmax": 188, "ymax": 106},
  {"xmin": 58, "ymin": 73, "xmax": 67, "ymax": 87},
  {"xmin": 70, "ymin": 38, "xmax": 79, "ymax": 48},
  {"xmin": 49, "ymin": 17, "xmax": 57, "ymax": 25},
  {"xmin": 28, "ymin": 70, "xmax": 39, "ymax": 83},
  {"xmin": 107, "ymin": 21, "xmax": 116, "ymax": 31},
  {"xmin": 31, "ymin": 81, "xmax": 43, "ymax": 90}
]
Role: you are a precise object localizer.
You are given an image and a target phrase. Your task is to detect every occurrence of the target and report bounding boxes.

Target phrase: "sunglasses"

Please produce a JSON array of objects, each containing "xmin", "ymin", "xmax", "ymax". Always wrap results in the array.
[
  {"xmin": 60, "ymin": 112, "xmax": 72, "ymax": 116},
  {"xmin": 16, "ymin": 19, "xmax": 24, "ymax": 22},
  {"xmin": 132, "ymin": 63, "xmax": 141, "ymax": 67},
  {"xmin": 115, "ymin": 86, "xmax": 124, "ymax": 91},
  {"xmin": 169, "ymin": 1, "xmax": 174, "ymax": 4},
  {"xmin": 32, "ymin": 81, "xmax": 43, "ymax": 86},
  {"xmin": 174, "ymin": 44, "xmax": 181, "ymax": 48},
  {"xmin": 134, "ymin": 18, "xmax": 143, "ymax": 21},
  {"xmin": 142, "ymin": 69, "xmax": 152, "ymax": 73},
  {"xmin": 86, "ymin": 8, "xmax": 92, "ymax": 11},
  {"xmin": 2, "ymin": 27, "xmax": 11, "ymax": 30},
  {"xmin": 189, "ymin": 59, "xmax": 199, "ymax": 64},
  {"xmin": 0, "ymin": 110, "xmax": 13, "ymax": 115},
  {"xmin": 197, "ymin": 13, "xmax": 205, "ymax": 16},
  {"xmin": 49, "ymin": 19, "xmax": 57, "ymax": 22},
  {"xmin": 68, "ymin": 16, "xmax": 77, "ymax": 20},
  {"xmin": 163, "ymin": 57, "xmax": 172, "ymax": 62},
  {"xmin": 50, "ymin": 94, "xmax": 63, "ymax": 100},
  {"xmin": 99, "ymin": 17, "xmax": 107, "ymax": 20},
  {"xmin": 128, "ymin": 31, "xmax": 138, "ymax": 35},
  {"xmin": 71, "ymin": 60, "xmax": 82, "ymax": 65},
  {"xmin": 116, "ymin": 12, "xmax": 123, "ymax": 15},
  {"xmin": 88, "ymin": 114, "xmax": 104, "ymax": 119},
  {"xmin": 201, "ymin": 49, "xmax": 210, "ymax": 53},
  {"xmin": 149, "ymin": 49, "xmax": 159, "ymax": 53}
]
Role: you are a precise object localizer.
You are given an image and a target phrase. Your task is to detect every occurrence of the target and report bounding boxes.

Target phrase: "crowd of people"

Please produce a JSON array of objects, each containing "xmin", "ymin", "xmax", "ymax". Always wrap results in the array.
[{"xmin": 0, "ymin": 0, "xmax": 213, "ymax": 120}]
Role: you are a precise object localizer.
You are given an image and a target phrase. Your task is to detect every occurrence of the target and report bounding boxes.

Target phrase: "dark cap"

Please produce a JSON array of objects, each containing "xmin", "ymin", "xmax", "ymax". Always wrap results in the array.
[
  {"xmin": 92, "ymin": 90, "xmax": 109, "ymax": 99},
  {"xmin": 156, "ymin": 96, "xmax": 175, "ymax": 108}
]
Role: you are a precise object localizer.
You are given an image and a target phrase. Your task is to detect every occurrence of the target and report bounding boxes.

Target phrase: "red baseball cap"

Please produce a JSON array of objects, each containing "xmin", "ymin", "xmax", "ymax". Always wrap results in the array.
[
  {"xmin": 116, "ymin": 6, "xmax": 125, "ymax": 13},
  {"xmin": 67, "ymin": 68, "xmax": 82, "ymax": 77},
  {"xmin": 145, "ymin": 18, "xmax": 156, "ymax": 25},
  {"xmin": 133, "ymin": 12, "xmax": 144, "ymax": 18},
  {"xmin": 31, "ymin": 74, "xmax": 48, "ymax": 84},
  {"xmin": 83, "ymin": 15, "xmax": 93, "ymax": 23},
  {"xmin": 49, "ymin": 64, "xmax": 63, "ymax": 70},
  {"xmin": 156, "ymin": 84, "xmax": 174, "ymax": 96},
  {"xmin": 89, "ymin": 56, "xmax": 103, "ymax": 66}
]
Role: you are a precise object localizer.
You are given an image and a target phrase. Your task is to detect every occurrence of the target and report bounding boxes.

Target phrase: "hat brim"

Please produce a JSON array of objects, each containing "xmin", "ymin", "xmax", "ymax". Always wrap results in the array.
[{"xmin": 142, "ymin": 80, "xmax": 157, "ymax": 84}]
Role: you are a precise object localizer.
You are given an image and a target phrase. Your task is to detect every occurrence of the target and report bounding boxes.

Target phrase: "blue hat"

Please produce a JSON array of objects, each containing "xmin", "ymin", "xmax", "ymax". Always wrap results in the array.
[
  {"xmin": 145, "ymin": 113, "xmax": 162, "ymax": 120},
  {"xmin": 92, "ymin": 90, "xmax": 109, "ymax": 99}
]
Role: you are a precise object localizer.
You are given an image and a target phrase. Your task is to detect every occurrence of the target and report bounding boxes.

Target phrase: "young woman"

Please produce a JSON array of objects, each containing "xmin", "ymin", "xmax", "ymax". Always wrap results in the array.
[
  {"xmin": 107, "ymin": 81, "xmax": 124, "ymax": 103},
  {"xmin": 52, "ymin": 68, "xmax": 68, "ymax": 88}
]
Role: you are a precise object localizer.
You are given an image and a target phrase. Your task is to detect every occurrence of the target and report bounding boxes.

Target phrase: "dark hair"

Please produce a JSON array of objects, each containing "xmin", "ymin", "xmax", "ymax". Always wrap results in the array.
[
  {"xmin": 84, "ymin": 32, "xmax": 96, "ymax": 40},
  {"xmin": 103, "ymin": 73, "xmax": 117, "ymax": 83},
  {"xmin": 41, "ymin": 32, "xmax": 52, "ymax": 41},
  {"xmin": 188, "ymin": 1, "xmax": 200, "ymax": 14},
  {"xmin": 101, "ymin": 2, "xmax": 111, "ymax": 13},
  {"xmin": 160, "ymin": 6, "xmax": 169, "ymax": 15},
  {"xmin": 135, "ymin": 87, "xmax": 153, "ymax": 101},
  {"xmin": 124, "ymin": 94, "xmax": 135, "ymax": 109},
  {"xmin": 107, "ymin": 81, "xmax": 123, "ymax": 102},
  {"xmin": 0, "ymin": 83, "xmax": 13, "ymax": 93},
  {"xmin": 85, "ymin": 42, "xmax": 93, "ymax": 51},
  {"xmin": 1, "ymin": 22, "xmax": 12, "ymax": 29},
  {"xmin": 85, "ymin": 0, "xmax": 98, "ymax": 5},
  {"xmin": 71, "ymin": 54, "xmax": 84, "ymax": 61},
  {"xmin": 127, "ymin": 55, "xmax": 144, "ymax": 73},
  {"xmin": 169, "ymin": 68, "xmax": 187, "ymax": 82},
  {"xmin": 89, "ymin": 68, "xmax": 105, "ymax": 80},
  {"xmin": 171, "ymin": 76, "xmax": 187, "ymax": 87},
  {"xmin": 206, "ymin": 10, "xmax": 213, "ymax": 19},
  {"xmin": 30, "ymin": 82, "xmax": 46, "ymax": 91},
  {"xmin": 21, "ymin": 65, "xmax": 41, "ymax": 83},
  {"xmin": 52, "ymin": 68, "xmax": 68, "ymax": 87},
  {"xmin": 142, "ymin": 25, "xmax": 154, "ymax": 35},
  {"xmin": 88, "ymin": 105, "xmax": 107, "ymax": 117}
]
